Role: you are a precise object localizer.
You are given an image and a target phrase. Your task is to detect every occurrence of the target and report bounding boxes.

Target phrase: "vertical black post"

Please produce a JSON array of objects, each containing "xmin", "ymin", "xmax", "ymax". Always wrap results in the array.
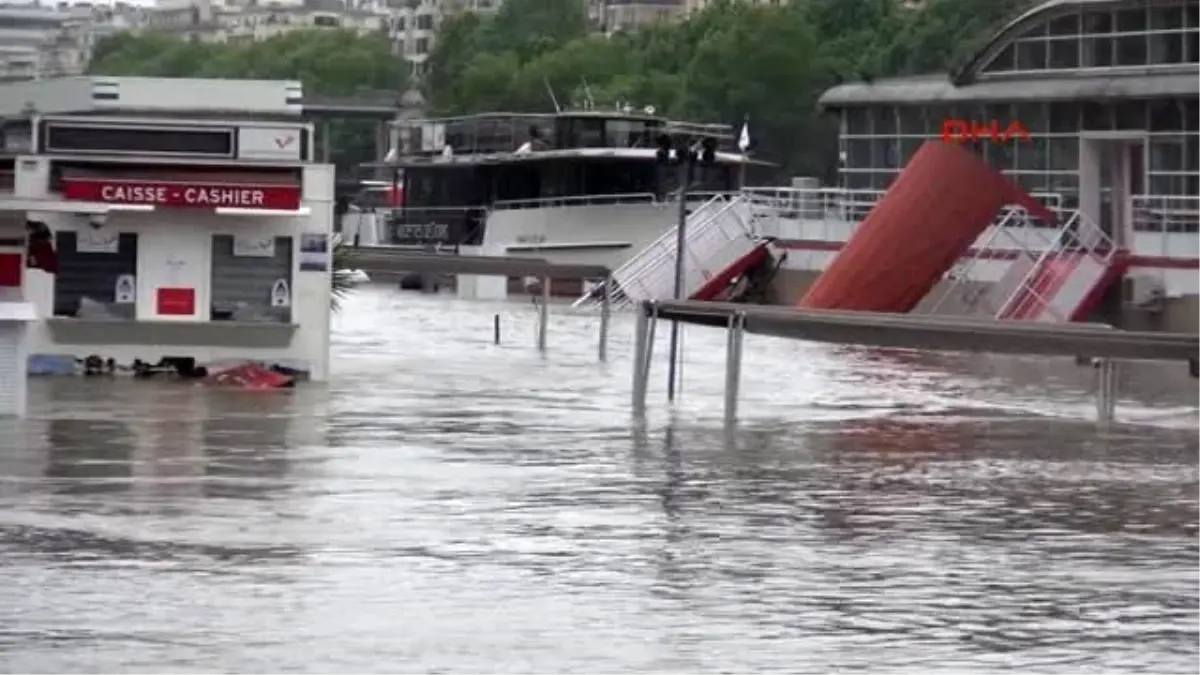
[{"xmin": 666, "ymin": 157, "xmax": 692, "ymax": 403}]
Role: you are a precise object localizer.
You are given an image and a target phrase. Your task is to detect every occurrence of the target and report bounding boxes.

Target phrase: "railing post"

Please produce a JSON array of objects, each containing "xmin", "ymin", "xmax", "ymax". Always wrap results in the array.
[
  {"xmin": 723, "ymin": 311, "xmax": 745, "ymax": 426},
  {"xmin": 598, "ymin": 276, "xmax": 611, "ymax": 362}
]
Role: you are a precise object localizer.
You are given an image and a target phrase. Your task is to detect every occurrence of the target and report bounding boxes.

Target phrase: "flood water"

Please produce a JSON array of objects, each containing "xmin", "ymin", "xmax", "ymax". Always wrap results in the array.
[{"xmin": 0, "ymin": 286, "xmax": 1196, "ymax": 673}]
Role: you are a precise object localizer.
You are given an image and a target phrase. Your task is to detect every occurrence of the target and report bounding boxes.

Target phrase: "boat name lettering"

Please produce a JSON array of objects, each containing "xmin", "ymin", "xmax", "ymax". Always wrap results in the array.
[
  {"xmin": 516, "ymin": 234, "xmax": 546, "ymax": 244},
  {"xmin": 399, "ymin": 222, "xmax": 450, "ymax": 241}
]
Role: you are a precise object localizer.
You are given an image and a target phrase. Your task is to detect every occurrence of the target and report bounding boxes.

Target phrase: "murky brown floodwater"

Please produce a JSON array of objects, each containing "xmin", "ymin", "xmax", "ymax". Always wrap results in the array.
[{"xmin": 0, "ymin": 286, "xmax": 1196, "ymax": 673}]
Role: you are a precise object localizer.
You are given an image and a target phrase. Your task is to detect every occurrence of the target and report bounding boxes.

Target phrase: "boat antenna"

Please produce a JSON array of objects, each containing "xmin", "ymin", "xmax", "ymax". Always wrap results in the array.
[
  {"xmin": 580, "ymin": 77, "xmax": 595, "ymax": 110},
  {"xmin": 543, "ymin": 77, "xmax": 561, "ymax": 113}
]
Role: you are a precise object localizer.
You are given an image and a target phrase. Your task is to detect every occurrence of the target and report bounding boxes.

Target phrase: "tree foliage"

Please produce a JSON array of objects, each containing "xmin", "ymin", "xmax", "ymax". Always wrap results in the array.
[
  {"xmin": 87, "ymin": 0, "xmax": 1034, "ymax": 178},
  {"xmin": 427, "ymin": 0, "xmax": 1033, "ymax": 178}
]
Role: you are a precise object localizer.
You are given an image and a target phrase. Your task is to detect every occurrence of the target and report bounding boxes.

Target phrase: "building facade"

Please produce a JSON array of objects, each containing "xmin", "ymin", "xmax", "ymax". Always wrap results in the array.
[
  {"xmin": 819, "ymin": 0, "xmax": 1198, "ymax": 222},
  {"xmin": 143, "ymin": 0, "xmax": 500, "ymax": 75},
  {"xmin": 0, "ymin": 2, "xmax": 145, "ymax": 80}
]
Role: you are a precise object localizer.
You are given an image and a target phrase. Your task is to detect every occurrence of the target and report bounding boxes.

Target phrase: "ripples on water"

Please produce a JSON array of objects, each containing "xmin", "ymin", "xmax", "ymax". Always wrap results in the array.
[{"xmin": 0, "ymin": 286, "xmax": 1195, "ymax": 673}]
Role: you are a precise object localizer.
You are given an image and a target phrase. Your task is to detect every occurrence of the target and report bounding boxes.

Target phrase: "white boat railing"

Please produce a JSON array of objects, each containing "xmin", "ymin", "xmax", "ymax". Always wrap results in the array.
[
  {"xmin": 572, "ymin": 194, "xmax": 757, "ymax": 309},
  {"xmin": 740, "ymin": 186, "xmax": 1068, "ymax": 238},
  {"xmin": 994, "ymin": 209, "xmax": 1120, "ymax": 322},
  {"xmin": 1131, "ymin": 194, "xmax": 1200, "ymax": 232},
  {"xmin": 923, "ymin": 208, "xmax": 1033, "ymax": 317}
]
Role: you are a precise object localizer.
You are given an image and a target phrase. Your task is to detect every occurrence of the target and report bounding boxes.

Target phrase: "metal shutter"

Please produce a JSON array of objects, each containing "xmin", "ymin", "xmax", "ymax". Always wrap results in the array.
[
  {"xmin": 0, "ymin": 324, "xmax": 22, "ymax": 416},
  {"xmin": 210, "ymin": 235, "xmax": 293, "ymax": 322},
  {"xmin": 53, "ymin": 232, "xmax": 138, "ymax": 319}
]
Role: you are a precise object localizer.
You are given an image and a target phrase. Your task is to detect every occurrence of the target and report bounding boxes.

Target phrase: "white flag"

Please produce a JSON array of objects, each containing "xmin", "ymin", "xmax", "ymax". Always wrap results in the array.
[{"xmin": 738, "ymin": 120, "xmax": 751, "ymax": 153}]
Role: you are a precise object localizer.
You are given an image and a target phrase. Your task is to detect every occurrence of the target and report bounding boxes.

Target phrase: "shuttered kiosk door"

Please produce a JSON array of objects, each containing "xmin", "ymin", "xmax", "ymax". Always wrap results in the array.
[
  {"xmin": 53, "ymin": 232, "xmax": 138, "ymax": 319},
  {"xmin": 0, "ymin": 322, "xmax": 24, "ymax": 416},
  {"xmin": 210, "ymin": 235, "xmax": 293, "ymax": 322}
]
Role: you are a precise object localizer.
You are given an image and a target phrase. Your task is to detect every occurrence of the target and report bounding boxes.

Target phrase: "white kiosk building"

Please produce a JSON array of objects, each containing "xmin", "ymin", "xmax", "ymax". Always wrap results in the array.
[{"xmin": 0, "ymin": 76, "xmax": 337, "ymax": 416}]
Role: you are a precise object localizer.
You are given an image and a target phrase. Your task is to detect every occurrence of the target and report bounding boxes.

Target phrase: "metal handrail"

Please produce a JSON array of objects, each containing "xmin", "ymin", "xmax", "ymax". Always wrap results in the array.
[
  {"xmin": 615, "ymin": 197, "xmax": 736, "ymax": 302},
  {"xmin": 493, "ymin": 192, "xmax": 660, "ymax": 210},
  {"xmin": 993, "ymin": 208, "xmax": 1120, "ymax": 322},
  {"xmin": 574, "ymin": 194, "xmax": 759, "ymax": 309},
  {"xmin": 925, "ymin": 208, "xmax": 1025, "ymax": 315}
]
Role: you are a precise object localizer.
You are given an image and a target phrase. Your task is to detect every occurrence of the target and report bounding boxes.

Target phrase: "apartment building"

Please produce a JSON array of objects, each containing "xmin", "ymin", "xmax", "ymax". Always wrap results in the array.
[
  {"xmin": 589, "ymin": 0, "xmax": 788, "ymax": 34},
  {"xmin": 0, "ymin": 1, "xmax": 143, "ymax": 80},
  {"xmin": 144, "ymin": 0, "xmax": 501, "ymax": 76}
]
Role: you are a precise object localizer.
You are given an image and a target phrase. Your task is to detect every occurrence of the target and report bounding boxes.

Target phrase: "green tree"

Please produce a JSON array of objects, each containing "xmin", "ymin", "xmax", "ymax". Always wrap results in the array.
[{"xmin": 423, "ymin": 0, "xmax": 1040, "ymax": 179}]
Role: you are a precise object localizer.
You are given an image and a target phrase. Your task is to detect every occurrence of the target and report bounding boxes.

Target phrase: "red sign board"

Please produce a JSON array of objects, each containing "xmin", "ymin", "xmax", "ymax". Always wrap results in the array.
[
  {"xmin": 941, "ymin": 120, "xmax": 1032, "ymax": 144},
  {"xmin": 61, "ymin": 178, "xmax": 302, "ymax": 211},
  {"xmin": 0, "ymin": 253, "xmax": 21, "ymax": 287},
  {"xmin": 156, "ymin": 287, "xmax": 196, "ymax": 316}
]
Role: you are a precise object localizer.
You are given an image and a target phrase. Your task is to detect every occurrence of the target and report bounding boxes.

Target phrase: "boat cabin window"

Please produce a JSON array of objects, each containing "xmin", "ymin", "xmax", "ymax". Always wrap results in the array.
[
  {"xmin": 492, "ymin": 158, "xmax": 659, "ymax": 202},
  {"xmin": 559, "ymin": 117, "xmax": 607, "ymax": 148},
  {"xmin": 355, "ymin": 188, "xmax": 393, "ymax": 210},
  {"xmin": 659, "ymin": 162, "xmax": 738, "ymax": 194},
  {"xmin": 607, "ymin": 119, "xmax": 655, "ymax": 148},
  {"xmin": 399, "ymin": 156, "xmax": 737, "ymax": 209},
  {"xmin": 406, "ymin": 166, "xmax": 476, "ymax": 206}
]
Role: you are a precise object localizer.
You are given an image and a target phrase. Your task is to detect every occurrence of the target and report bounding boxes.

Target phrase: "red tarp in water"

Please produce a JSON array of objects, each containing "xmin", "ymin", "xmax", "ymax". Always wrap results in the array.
[{"xmin": 203, "ymin": 362, "xmax": 294, "ymax": 389}]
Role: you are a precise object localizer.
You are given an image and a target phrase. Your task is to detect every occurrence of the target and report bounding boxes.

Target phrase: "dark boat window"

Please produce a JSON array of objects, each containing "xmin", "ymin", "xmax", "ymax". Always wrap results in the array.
[
  {"xmin": 607, "ymin": 120, "xmax": 650, "ymax": 148},
  {"xmin": 581, "ymin": 160, "xmax": 657, "ymax": 195},
  {"xmin": 404, "ymin": 166, "xmax": 478, "ymax": 207},
  {"xmin": 494, "ymin": 164, "xmax": 541, "ymax": 202},
  {"xmin": 694, "ymin": 164, "xmax": 736, "ymax": 192},
  {"xmin": 563, "ymin": 118, "xmax": 606, "ymax": 148},
  {"xmin": 659, "ymin": 162, "xmax": 737, "ymax": 196}
]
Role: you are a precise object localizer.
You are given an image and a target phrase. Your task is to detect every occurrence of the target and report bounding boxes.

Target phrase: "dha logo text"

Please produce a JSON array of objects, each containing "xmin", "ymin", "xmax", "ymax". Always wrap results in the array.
[{"xmin": 941, "ymin": 120, "xmax": 1032, "ymax": 144}]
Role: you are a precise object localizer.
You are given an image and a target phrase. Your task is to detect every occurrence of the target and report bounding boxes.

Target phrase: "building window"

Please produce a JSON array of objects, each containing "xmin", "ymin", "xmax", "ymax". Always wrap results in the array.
[
  {"xmin": 1048, "ymin": 12, "xmax": 1081, "ymax": 37},
  {"xmin": 1016, "ymin": 39, "xmax": 1047, "ymax": 69},
  {"xmin": 209, "ymin": 235, "xmax": 293, "ymax": 323},
  {"xmin": 979, "ymin": 1, "xmax": 1198, "ymax": 75},
  {"xmin": 52, "ymin": 231, "xmax": 138, "ymax": 320},
  {"xmin": 870, "ymin": 107, "xmax": 896, "ymax": 135},
  {"xmin": 845, "ymin": 108, "xmax": 870, "ymax": 135},
  {"xmin": 1048, "ymin": 137, "xmax": 1078, "ymax": 172},
  {"xmin": 1047, "ymin": 38, "xmax": 1080, "ymax": 69}
]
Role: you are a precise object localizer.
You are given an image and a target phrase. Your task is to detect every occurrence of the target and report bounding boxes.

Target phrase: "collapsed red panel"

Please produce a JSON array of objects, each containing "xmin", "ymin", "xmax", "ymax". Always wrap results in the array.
[{"xmin": 797, "ymin": 141, "xmax": 1056, "ymax": 313}]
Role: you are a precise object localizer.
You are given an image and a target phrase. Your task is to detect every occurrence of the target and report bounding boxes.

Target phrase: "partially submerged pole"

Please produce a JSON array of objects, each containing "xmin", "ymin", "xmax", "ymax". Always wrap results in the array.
[
  {"xmin": 724, "ymin": 311, "xmax": 745, "ymax": 426},
  {"xmin": 1095, "ymin": 358, "xmax": 1118, "ymax": 424},
  {"xmin": 598, "ymin": 276, "xmax": 612, "ymax": 362},
  {"xmin": 537, "ymin": 274, "xmax": 550, "ymax": 352},
  {"xmin": 666, "ymin": 161, "xmax": 692, "ymax": 402},
  {"xmin": 632, "ymin": 302, "xmax": 649, "ymax": 416},
  {"xmin": 493, "ymin": 313, "xmax": 501, "ymax": 345}
]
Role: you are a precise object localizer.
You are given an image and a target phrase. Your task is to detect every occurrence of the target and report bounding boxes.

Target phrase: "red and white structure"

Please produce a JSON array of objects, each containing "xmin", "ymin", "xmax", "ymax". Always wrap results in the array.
[{"xmin": 0, "ymin": 76, "xmax": 336, "ymax": 415}]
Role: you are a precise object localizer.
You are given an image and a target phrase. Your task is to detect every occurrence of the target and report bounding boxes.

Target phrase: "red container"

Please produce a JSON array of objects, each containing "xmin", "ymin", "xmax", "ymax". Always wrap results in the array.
[{"xmin": 797, "ymin": 141, "xmax": 1056, "ymax": 313}]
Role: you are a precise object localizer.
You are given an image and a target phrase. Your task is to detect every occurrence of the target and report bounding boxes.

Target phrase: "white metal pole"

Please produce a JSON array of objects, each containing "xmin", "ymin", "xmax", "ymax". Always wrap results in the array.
[
  {"xmin": 598, "ymin": 276, "xmax": 611, "ymax": 362},
  {"xmin": 724, "ymin": 312, "xmax": 745, "ymax": 426},
  {"xmin": 537, "ymin": 274, "xmax": 550, "ymax": 352},
  {"xmin": 632, "ymin": 303, "xmax": 648, "ymax": 416}
]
